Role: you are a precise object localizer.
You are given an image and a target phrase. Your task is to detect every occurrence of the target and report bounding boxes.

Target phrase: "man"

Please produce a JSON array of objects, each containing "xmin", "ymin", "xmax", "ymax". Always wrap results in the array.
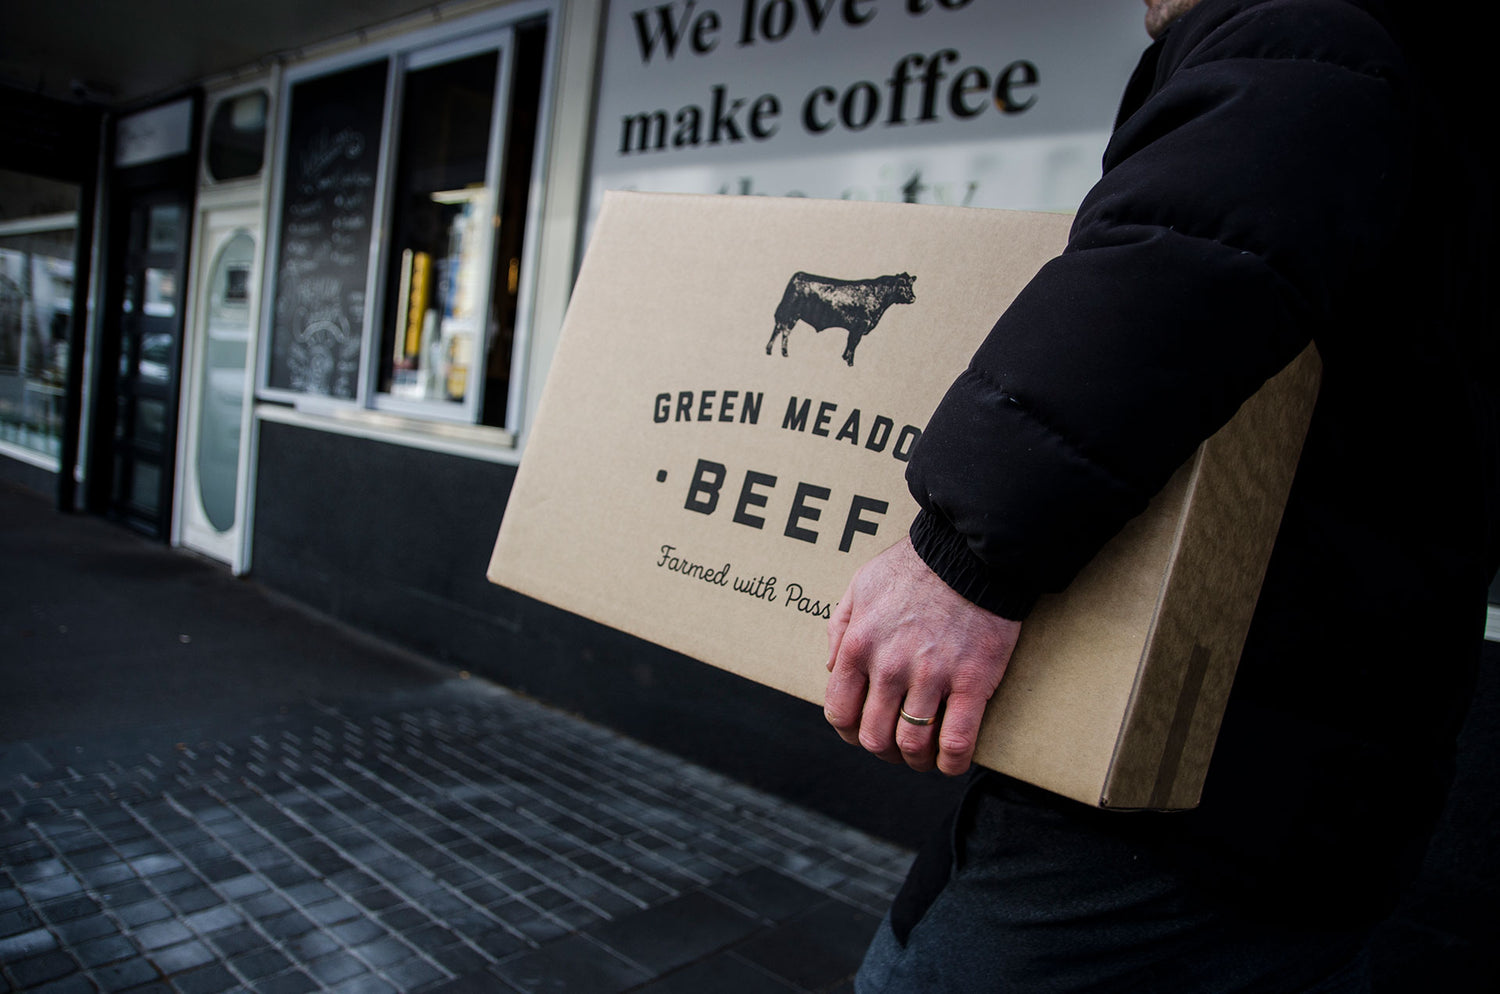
[{"xmin": 825, "ymin": 0, "xmax": 1497, "ymax": 990}]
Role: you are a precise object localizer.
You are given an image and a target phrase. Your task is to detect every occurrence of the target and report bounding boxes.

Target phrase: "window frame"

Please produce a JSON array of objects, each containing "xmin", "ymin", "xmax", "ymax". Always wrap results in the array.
[
  {"xmin": 257, "ymin": 1, "xmax": 556, "ymax": 444},
  {"xmin": 366, "ymin": 30, "xmax": 514, "ymax": 427}
]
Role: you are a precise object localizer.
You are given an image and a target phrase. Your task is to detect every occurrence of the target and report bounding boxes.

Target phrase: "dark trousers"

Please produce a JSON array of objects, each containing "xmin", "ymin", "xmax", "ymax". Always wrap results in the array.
[{"xmin": 856, "ymin": 776, "xmax": 1372, "ymax": 994}]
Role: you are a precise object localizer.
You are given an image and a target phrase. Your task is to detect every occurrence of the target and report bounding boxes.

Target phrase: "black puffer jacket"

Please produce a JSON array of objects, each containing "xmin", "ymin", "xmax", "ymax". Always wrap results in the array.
[{"xmin": 907, "ymin": 0, "xmax": 1498, "ymax": 919}]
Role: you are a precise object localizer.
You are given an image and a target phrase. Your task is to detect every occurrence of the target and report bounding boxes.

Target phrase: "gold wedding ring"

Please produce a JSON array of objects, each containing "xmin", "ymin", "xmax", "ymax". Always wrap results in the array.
[{"xmin": 899, "ymin": 707, "xmax": 937, "ymax": 726}]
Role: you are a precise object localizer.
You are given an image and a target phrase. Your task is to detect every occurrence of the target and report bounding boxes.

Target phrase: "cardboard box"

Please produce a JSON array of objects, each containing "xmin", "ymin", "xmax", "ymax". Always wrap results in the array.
[{"xmin": 488, "ymin": 191, "xmax": 1319, "ymax": 809}]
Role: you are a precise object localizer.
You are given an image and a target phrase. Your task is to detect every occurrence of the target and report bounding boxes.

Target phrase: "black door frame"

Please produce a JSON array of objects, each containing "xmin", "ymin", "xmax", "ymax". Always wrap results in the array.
[{"xmin": 85, "ymin": 92, "xmax": 202, "ymax": 538}]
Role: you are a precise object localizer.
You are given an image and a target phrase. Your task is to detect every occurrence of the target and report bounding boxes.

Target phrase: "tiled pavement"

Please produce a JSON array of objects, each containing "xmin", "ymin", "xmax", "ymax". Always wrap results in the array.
[{"xmin": 0, "ymin": 680, "xmax": 912, "ymax": 993}]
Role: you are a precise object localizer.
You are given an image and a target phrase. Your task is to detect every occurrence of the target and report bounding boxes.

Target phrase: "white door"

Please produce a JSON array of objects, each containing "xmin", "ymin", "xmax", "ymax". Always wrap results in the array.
[{"xmin": 177, "ymin": 206, "xmax": 259, "ymax": 568}]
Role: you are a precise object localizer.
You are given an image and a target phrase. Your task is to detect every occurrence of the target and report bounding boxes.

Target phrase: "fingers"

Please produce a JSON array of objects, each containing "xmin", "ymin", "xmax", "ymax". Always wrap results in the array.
[
  {"xmin": 826, "ymin": 584, "xmax": 853, "ymax": 672},
  {"xmin": 856, "ymin": 674, "xmax": 905, "ymax": 765},
  {"xmin": 934, "ymin": 690, "xmax": 987, "ymax": 776},
  {"xmin": 894, "ymin": 690, "xmax": 942, "ymax": 773},
  {"xmin": 823, "ymin": 652, "xmax": 868, "ymax": 748}
]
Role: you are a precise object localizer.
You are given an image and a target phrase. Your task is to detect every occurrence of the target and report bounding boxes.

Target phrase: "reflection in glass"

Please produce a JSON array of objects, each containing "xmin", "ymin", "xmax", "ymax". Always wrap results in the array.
[
  {"xmin": 378, "ymin": 50, "xmax": 500, "ymax": 407},
  {"xmin": 206, "ymin": 91, "xmax": 269, "ymax": 182},
  {"xmin": 147, "ymin": 204, "xmax": 183, "ymax": 254},
  {"xmin": 135, "ymin": 397, "xmax": 167, "ymax": 447},
  {"xmin": 131, "ymin": 461, "xmax": 161, "ymax": 513},
  {"xmin": 143, "ymin": 268, "xmax": 177, "ymax": 318},
  {"xmin": 195, "ymin": 230, "xmax": 254, "ymax": 532},
  {"xmin": 0, "ymin": 224, "xmax": 76, "ymax": 460}
]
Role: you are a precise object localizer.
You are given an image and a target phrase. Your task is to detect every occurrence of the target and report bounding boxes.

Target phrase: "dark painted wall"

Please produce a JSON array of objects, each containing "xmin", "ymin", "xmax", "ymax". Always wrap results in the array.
[
  {"xmin": 0, "ymin": 455, "xmax": 57, "ymax": 497},
  {"xmin": 251, "ymin": 419, "xmax": 964, "ymax": 847}
]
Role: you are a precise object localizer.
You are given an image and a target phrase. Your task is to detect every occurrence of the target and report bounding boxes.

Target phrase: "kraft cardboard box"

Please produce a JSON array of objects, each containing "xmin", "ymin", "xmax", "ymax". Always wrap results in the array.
[{"xmin": 488, "ymin": 191, "xmax": 1319, "ymax": 810}]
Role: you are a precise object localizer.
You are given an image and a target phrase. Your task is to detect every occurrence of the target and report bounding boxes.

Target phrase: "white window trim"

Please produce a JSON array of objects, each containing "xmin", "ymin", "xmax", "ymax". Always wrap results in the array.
[
  {"xmin": 254, "ymin": 399, "xmax": 519, "ymax": 465},
  {"xmin": 0, "ymin": 213, "xmax": 79, "ymax": 238},
  {"xmin": 0, "ymin": 439, "xmax": 61, "ymax": 471},
  {"xmin": 365, "ymin": 27, "xmax": 516, "ymax": 427}
]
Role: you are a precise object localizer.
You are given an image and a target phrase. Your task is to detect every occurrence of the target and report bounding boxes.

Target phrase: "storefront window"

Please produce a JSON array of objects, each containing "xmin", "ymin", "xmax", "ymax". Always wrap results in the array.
[
  {"xmin": 0, "ymin": 214, "xmax": 77, "ymax": 465},
  {"xmin": 262, "ymin": 12, "xmax": 549, "ymax": 436},
  {"xmin": 378, "ymin": 50, "xmax": 500, "ymax": 411}
]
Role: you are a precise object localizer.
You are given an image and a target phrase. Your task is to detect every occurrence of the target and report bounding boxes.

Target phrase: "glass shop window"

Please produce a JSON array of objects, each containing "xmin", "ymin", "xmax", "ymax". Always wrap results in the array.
[
  {"xmin": 377, "ymin": 51, "xmax": 499, "ymax": 412},
  {"xmin": 0, "ymin": 179, "xmax": 79, "ymax": 465},
  {"xmin": 263, "ymin": 15, "xmax": 548, "ymax": 435},
  {"xmin": 206, "ymin": 90, "xmax": 269, "ymax": 183}
]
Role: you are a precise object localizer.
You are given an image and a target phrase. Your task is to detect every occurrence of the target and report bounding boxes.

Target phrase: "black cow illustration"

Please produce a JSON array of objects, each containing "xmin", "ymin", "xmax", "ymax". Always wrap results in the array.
[{"xmin": 766, "ymin": 272, "xmax": 916, "ymax": 366}]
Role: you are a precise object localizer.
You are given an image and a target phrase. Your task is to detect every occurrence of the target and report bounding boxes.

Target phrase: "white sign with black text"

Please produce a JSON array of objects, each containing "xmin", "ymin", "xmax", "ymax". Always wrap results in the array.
[{"xmin": 588, "ymin": 0, "xmax": 1146, "ymax": 214}]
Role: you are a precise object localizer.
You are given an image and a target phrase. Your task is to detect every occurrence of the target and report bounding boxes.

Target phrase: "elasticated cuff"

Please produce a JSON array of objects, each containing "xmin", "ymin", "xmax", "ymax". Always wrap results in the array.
[{"xmin": 909, "ymin": 510, "xmax": 1039, "ymax": 621}]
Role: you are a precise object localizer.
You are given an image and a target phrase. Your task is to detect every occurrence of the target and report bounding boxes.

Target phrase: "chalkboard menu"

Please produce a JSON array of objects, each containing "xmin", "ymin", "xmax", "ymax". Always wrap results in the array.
[{"xmin": 267, "ymin": 59, "xmax": 389, "ymax": 398}]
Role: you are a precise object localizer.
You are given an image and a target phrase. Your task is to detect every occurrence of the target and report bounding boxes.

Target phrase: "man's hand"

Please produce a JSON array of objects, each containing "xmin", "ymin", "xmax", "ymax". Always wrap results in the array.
[{"xmin": 824, "ymin": 536, "xmax": 1021, "ymax": 776}]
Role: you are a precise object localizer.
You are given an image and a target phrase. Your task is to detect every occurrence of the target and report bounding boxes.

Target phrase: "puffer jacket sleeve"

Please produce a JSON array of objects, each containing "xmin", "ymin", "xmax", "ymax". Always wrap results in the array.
[{"xmin": 906, "ymin": 0, "xmax": 1413, "ymax": 619}]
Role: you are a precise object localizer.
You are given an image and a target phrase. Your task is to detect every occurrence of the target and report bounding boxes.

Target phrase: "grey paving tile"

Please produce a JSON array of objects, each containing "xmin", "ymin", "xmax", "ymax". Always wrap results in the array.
[
  {"xmin": 114, "ymin": 898, "xmax": 176, "ymax": 927},
  {"xmin": 178, "ymin": 843, "xmax": 230, "ymax": 867},
  {"xmin": 262, "ymin": 909, "xmax": 318, "ymax": 940},
  {"xmin": 181, "ymin": 903, "xmax": 245, "ymax": 936},
  {"xmin": 513, "ymin": 915, "xmax": 568, "ymax": 946},
  {"xmin": 230, "ymin": 945, "xmax": 293, "ymax": 980},
  {"xmin": 19, "ymin": 873, "xmax": 84, "ymax": 902},
  {"xmin": 0, "ymin": 926, "xmax": 60, "ymax": 960},
  {"xmin": 471, "ymin": 928, "xmax": 527, "ymax": 961},
  {"xmin": 307, "ymin": 950, "xmax": 368, "ymax": 985},
  {"xmin": 732, "ymin": 900, "xmax": 880, "ymax": 992},
  {"xmin": 206, "ymin": 924, "xmax": 266, "ymax": 957},
  {"xmin": 73, "ymin": 932, "xmax": 139, "ymax": 968},
  {"xmin": 329, "ymin": 916, "xmax": 386, "ymax": 946},
  {"xmin": 53, "ymin": 913, "xmax": 118, "ymax": 945},
  {"xmin": 167, "ymin": 887, "xmax": 224, "ymax": 914},
  {"xmin": 150, "ymin": 870, "xmax": 203, "ymax": 895},
  {"xmin": 169, "ymin": 963, "xmax": 239, "ymax": 994},
  {"xmin": 0, "ymin": 905, "xmax": 42, "ymax": 937},
  {"xmin": 283, "ymin": 880, "xmax": 337, "ymax": 907},
  {"xmin": 147, "ymin": 938, "xmax": 217, "ymax": 974},
  {"xmin": 631, "ymin": 952, "xmax": 802, "ymax": 994},
  {"xmin": 128, "ymin": 855, "xmax": 184, "ymax": 877},
  {"xmin": 264, "ymin": 863, "xmax": 317, "ymax": 888},
  {"xmin": 240, "ymin": 890, "xmax": 294, "ymax": 919},
  {"xmin": 429, "ymin": 942, "xmax": 492, "ymax": 977},
  {"xmin": 24, "ymin": 976, "xmax": 98, "ymax": 994},
  {"xmin": 376, "ymin": 905, "xmax": 430, "ymax": 934},
  {"xmin": 79, "ymin": 861, "xmax": 137, "ymax": 888},
  {"xmin": 114, "ymin": 839, "xmax": 163, "ymax": 860},
  {"xmin": 241, "ymin": 847, "xmax": 294, "ymax": 873},
  {"xmin": 383, "ymin": 957, "xmax": 446, "ymax": 990},
  {"xmin": 586, "ymin": 890, "xmax": 761, "ymax": 976},
  {"xmin": 331, "ymin": 973, "xmax": 398, "ymax": 994},
  {"xmin": 7, "ymin": 949, "xmax": 79, "ymax": 988},
  {"xmin": 91, "ymin": 955, "xmax": 162, "ymax": 990},
  {"xmin": 403, "ymin": 923, "xmax": 461, "ymax": 955},
  {"xmin": 131, "ymin": 918, "xmax": 195, "ymax": 951},
  {"xmin": 710, "ymin": 866, "xmax": 827, "ymax": 924},
  {"xmin": 257, "ymin": 969, "xmax": 320, "ymax": 994},
  {"xmin": 304, "ymin": 897, "xmax": 361, "ymax": 926},
  {"xmin": 350, "ymin": 936, "xmax": 414, "ymax": 970},
  {"xmin": 36, "ymin": 894, "xmax": 103, "ymax": 926},
  {"xmin": 492, "ymin": 934, "xmax": 649, "ymax": 994},
  {"xmin": 215, "ymin": 873, "xmax": 269, "ymax": 901},
  {"xmin": 9, "ymin": 857, "xmax": 68, "ymax": 882},
  {"xmin": 281, "ymin": 928, "xmax": 341, "ymax": 961}
]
